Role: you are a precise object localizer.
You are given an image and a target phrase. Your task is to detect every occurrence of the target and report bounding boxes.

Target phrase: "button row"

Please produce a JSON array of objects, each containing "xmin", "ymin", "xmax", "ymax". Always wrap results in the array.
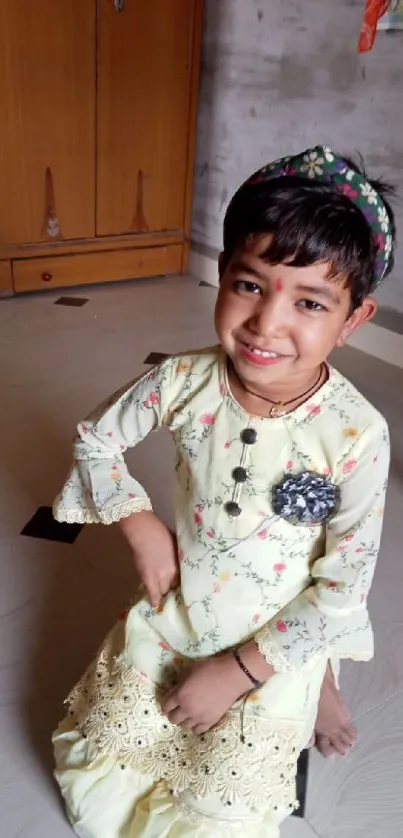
[{"xmin": 225, "ymin": 428, "xmax": 257, "ymax": 518}]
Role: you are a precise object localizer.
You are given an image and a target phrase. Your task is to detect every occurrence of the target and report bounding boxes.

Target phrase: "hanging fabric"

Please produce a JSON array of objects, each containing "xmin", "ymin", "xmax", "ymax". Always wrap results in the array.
[{"xmin": 358, "ymin": 0, "xmax": 389, "ymax": 51}]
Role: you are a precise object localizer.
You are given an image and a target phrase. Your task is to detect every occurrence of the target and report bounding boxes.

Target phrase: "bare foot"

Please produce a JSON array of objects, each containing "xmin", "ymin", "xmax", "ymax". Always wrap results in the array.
[{"xmin": 314, "ymin": 664, "xmax": 358, "ymax": 758}]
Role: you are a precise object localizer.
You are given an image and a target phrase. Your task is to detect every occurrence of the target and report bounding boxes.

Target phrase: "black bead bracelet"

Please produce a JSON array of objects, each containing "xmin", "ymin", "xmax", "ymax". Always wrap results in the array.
[{"xmin": 233, "ymin": 648, "xmax": 263, "ymax": 690}]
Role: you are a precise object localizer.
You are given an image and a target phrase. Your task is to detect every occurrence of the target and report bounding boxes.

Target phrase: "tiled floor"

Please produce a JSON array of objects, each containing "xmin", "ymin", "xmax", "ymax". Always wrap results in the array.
[{"xmin": 1, "ymin": 274, "xmax": 403, "ymax": 838}]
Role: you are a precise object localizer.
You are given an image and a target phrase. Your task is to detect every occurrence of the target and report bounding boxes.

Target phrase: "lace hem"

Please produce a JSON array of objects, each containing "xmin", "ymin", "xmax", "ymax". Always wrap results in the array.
[
  {"xmin": 255, "ymin": 629, "xmax": 293, "ymax": 674},
  {"xmin": 173, "ymin": 793, "xmax": 284, "ymax": 832},
  {"xmin": 65, "ymin": 641, "xmax": 303, "ymax": 815},
  {"xmin": 332, "ymin": 649, "xmax": 373, "ymax": 663},
  {"xmin": 256, "ymin": 628, "xmax": 373, "ymax": 672},
  {"xmin": 53, "ymin": 497, "xmax": 152, "ymax": 525}
]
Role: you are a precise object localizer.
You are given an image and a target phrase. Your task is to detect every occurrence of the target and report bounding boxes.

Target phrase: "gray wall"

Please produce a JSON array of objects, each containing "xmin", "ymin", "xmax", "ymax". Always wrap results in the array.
[{"xmin": 191, "ymin": 0, "xmax": 403, "ymax": 321}]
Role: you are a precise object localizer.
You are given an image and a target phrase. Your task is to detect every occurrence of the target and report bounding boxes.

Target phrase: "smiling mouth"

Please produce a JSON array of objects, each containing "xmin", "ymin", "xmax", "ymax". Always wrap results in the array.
[
  {"xmin": 239, "ymin": 340, "xmax": 287, "ymax": 359},
  {"xmin": 244, "ymin": 344, "xmax": 281, "ymax": 359}
]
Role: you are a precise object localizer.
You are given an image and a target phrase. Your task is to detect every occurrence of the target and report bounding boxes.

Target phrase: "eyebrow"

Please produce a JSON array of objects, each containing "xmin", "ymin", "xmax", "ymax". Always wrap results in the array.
[
  {"xmin": 230, "ymin": 261, "xmax": 268, "ymax": 281},
  {"xmin": 295, "ymin": 284, "xmax": 341, "ymax": 305}
]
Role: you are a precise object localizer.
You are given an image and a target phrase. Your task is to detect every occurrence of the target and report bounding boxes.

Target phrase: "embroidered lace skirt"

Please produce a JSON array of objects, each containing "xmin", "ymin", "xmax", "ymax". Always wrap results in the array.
[{"xmin": 53, "ymin": 603, "xmax": 327, "ymax": 837}]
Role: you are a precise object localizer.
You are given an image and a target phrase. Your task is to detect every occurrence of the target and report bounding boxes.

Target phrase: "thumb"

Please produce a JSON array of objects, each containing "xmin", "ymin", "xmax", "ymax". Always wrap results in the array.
[{"xmin": 146, "ymin": 581, "xmax": 161, "ymax": 610}]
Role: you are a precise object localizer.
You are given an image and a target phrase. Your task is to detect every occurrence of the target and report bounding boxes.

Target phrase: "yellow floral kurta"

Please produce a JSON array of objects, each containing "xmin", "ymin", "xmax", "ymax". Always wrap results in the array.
[{"xmin": 53, "ymin": 347, "xmax": 389, "ymax": 838}]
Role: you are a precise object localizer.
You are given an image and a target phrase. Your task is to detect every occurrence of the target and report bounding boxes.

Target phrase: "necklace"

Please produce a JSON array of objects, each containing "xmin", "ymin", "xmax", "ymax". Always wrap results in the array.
[{"xmin": 230, "ymin": 362, "xmax": 325, "ymax": 418}]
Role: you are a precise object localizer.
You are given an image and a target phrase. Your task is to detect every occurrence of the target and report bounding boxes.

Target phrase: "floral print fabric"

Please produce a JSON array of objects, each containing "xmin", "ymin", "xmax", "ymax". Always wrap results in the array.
[{"xmin": 54, "ymin": 347, "xmax": 389, "ymax": 674}]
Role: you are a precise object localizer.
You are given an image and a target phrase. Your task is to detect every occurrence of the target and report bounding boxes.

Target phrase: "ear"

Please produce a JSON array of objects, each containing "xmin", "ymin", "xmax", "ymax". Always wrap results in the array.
[{"xmin": 336, "ymin": 296, "xmax": 378, "ymax": 348}]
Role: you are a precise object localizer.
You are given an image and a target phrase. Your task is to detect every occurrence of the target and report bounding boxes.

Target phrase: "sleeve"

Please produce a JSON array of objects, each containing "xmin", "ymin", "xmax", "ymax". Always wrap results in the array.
[
  {"xmin": 255, "ymin": 418, "xmax": 390, "ymax": 673},
  {"xmin": 53, "ymin": 357, "xmax": 176, "ymax": 525}
]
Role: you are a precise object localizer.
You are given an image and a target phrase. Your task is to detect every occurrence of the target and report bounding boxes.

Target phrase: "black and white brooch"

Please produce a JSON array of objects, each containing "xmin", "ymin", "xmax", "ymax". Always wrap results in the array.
[{"xmin": 272, "ymin": 471, "xmax": 340, "ymax": 526}]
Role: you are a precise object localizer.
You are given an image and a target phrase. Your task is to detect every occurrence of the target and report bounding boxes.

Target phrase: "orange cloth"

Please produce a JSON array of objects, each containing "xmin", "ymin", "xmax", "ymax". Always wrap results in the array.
[{"xmin": 358, "ymin": 0, "xmax": 389, "ymax": 52}]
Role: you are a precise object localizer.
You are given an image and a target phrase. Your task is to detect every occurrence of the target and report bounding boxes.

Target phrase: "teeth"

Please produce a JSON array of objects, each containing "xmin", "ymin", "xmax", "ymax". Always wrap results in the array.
[{"xmin": 248, "ymin": 345, "xmax": 278, "ymax": 358}]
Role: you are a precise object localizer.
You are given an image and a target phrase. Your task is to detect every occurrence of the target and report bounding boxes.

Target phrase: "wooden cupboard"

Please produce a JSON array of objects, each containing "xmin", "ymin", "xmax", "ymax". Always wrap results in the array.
[{"xmin": 0, "ymin": 0, "xmax": 203, "ymax": 295}]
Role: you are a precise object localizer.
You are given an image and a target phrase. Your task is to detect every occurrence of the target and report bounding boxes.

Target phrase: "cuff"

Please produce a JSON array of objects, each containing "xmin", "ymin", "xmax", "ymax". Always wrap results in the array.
[{"xmin": 53, "ymin": 497, "xmax": 153, "ymax": 525}]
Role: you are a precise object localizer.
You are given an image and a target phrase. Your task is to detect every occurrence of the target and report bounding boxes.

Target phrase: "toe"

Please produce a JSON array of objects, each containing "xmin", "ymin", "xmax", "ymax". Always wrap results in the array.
[
  {"xmin": 315, "ymin": 734, "xmax": 338, "ymax": 759},
  {"xmin": 330, "ymin": 728, "xmax": 357, "ymax": 756}
]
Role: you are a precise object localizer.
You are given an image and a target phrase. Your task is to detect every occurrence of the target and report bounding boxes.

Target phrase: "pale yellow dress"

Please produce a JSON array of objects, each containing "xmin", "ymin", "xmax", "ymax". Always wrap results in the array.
[{"xmin": 52, "ymin": 347, "xmax": 389, "ymax": 838}]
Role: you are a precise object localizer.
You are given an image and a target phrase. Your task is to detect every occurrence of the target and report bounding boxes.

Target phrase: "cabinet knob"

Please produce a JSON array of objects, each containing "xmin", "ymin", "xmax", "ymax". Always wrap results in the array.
[
  {"xmin": 42, "ymin": 272, "xmax": 52, "ymax": 282},
  {"xmin": 114, "ymin": 0, "xmax": 125, "ymax": 10}
]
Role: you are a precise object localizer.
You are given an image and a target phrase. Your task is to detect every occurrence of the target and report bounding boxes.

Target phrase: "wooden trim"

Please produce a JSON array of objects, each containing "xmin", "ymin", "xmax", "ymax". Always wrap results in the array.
[
  {"xmin": 0, "ymin": 230, "xmax": 184, "ymax": 261},
  {"xmin": 181, "ymin": 0, "xmax": 204, "ymax": 273},
  {"xmin": 0, "ymin": 260, "xmax": 13, "ymax": 296}
]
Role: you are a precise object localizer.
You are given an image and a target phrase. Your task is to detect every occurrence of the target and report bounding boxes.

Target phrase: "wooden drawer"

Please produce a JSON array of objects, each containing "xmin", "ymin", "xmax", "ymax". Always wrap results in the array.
[
  {"xmin": 12, "ymin": 244, "xmax": 183, "ymax": 293},
  {"xmin": 0, "ymin": 260, "xmax": 13, "ymax": 296}
]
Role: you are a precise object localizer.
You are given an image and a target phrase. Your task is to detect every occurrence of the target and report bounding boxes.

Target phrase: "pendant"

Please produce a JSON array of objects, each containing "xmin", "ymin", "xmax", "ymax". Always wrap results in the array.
[{"xmin": 270, "ymin": 404, "xmax": 286, "ymax": 418}]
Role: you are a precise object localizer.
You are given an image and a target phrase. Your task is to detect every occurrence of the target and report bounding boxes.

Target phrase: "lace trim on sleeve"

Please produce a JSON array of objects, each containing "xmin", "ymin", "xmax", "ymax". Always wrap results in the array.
[{"xmin": 53, "ymin": 497, "xmax": 152, "ymax": 525}]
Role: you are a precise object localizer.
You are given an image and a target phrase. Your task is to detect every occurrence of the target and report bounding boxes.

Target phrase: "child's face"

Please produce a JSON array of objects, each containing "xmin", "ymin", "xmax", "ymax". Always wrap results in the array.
[{"xmin": 215, "ymin": 236, "xmax": 376, "ymax": 389}]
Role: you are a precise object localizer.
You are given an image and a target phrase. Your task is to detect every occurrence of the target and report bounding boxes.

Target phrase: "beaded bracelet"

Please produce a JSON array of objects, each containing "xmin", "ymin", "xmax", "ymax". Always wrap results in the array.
[{"xmin": 233, "ymin": 648, "xmax": 263, "ymax": 690}]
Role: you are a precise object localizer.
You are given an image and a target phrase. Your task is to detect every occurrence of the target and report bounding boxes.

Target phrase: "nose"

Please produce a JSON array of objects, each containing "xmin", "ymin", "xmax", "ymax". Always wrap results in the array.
[{"xmin": 247, "ymin": 292, "xmax": 289, "ymax": 338}]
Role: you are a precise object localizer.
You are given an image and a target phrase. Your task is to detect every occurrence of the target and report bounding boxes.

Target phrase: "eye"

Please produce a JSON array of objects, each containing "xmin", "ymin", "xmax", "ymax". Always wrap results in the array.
[
  {"xmin": 233, "ymin": 280, "xmax": 262, "ymax": 295},
  {"xmin": 297, "ymin": 299, "xmax": 326, "ymax": 312}
]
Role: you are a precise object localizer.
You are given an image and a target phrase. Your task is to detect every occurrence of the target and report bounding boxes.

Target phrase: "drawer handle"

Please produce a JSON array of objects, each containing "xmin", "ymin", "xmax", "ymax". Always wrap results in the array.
[{"xmin": 42, "ymin": 272, "xmax": 53, "ymax": 282}]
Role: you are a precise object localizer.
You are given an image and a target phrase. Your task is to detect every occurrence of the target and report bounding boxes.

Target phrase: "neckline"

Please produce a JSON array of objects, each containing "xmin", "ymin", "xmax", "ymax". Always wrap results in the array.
[{"xmin": 218, "ymin": 348, "xmax": 335, "ymax": 425}]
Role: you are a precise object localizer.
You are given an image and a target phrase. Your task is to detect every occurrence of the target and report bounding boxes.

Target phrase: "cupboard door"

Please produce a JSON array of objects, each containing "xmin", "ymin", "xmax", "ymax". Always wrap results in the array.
[
  {"xmin": 0, "ymin": 1, "xmax": 96, "ymax": 246},
  {"xmin": 96, "ymin": 0, "xmax": 195, "ymax": 236}
]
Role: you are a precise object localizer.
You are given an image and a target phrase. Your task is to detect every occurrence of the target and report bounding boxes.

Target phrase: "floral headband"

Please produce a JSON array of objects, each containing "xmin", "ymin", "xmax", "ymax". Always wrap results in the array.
[{"xmin": 248, "ymin": 145, "xmax": 393, "ymax": 289}]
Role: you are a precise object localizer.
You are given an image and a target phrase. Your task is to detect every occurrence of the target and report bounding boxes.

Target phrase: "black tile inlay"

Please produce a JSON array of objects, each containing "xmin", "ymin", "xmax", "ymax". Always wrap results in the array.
[
  {"xmin": 293, "ymin": 749, "xmax": 309, "ymax": 818},
  {"xmin": 55, "ymin": 297, "xmax": 89, "ymax": 307},
  {"xmin": 21, "ymin": 506, "xmax": 83, "ymax": 544},
  {"xmin": 143, "ymin": 352, "xmax": 169, "ymax": 365}
]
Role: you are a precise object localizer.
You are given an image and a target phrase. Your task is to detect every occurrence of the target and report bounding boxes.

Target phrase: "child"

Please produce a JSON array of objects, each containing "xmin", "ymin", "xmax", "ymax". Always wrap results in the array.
[{"xmin": 53, "ymin": 146, "xmax": 395, "ymax": 838}]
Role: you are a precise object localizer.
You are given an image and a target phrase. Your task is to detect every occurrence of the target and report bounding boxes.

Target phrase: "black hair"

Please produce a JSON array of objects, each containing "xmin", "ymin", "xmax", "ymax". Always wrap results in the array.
[{"xmin": 222, "ymin": 156, "xmax": 396, "ymax": 310}]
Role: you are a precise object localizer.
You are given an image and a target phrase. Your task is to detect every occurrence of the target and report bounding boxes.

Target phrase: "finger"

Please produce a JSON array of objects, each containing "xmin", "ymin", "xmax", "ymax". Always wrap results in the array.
[
  {"xmin": 159, "ymin": 582, "xmax": 173, "ymax": 599},
  {"xmin": 166, "ymin": 707, "xmax": 189, "ymax": 726},
  {"xmin": 178, "ymin": 718, "xmax": 194, "ymax": 731},
  {"xmin": 160, "ymin": 574, "xmax": 179, "ymax": 596},
  {"xmin": 192, "ymin": 723, "xmax": 210, "ymax": 736},
  {"xmin": 161, "ymin": 691, "xmax": 179, "ymax": 715},
  {"xmin": 144, "ymin": 581, "xmax": 162, "ymax": 610},
  {"xmin": 169, "ymin": 574, "xmax": 180, "ymax": 591}
]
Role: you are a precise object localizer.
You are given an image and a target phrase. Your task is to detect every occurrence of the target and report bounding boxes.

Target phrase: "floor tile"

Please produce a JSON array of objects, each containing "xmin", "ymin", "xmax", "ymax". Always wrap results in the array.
[
  {"xmin": 305, "ymin": 691, "xmax": 403, "ymax": 838},
  {"xmin": 281, "ymin": 816, "xmax": 319, "ymax": 838},
  {"xmin": 0, "ymin": 464, "xmax": 37, "ymax": 537}
]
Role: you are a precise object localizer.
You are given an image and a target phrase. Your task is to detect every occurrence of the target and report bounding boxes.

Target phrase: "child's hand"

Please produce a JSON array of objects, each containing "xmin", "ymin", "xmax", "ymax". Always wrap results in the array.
[
  {"xmin": 162, "ymin": 653, "xmax": 250, "ymax": 734},
  {"xmin": 119, "ymin": 511, "xmax": 179, "ymax": 609}
]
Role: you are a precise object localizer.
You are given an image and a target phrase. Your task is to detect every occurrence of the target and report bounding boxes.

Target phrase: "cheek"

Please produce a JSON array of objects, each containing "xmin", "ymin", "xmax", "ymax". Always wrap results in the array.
[
  {"xmin": 296, "ymin": 319, "xmax": 342, "ymax": 355},
  {"xmin": 215, "ymin": 291, "xmax": 234, "ymax": 335},
  {"xmin": 216, "ymin": 290, "xmax": 244, "ymax": 329}
]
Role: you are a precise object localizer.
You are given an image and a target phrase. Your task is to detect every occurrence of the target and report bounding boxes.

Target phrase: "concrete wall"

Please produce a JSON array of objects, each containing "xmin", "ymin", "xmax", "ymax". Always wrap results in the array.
[{"xmin": 191, "ymin": 0, "xmax": 403, "ymax": 323}]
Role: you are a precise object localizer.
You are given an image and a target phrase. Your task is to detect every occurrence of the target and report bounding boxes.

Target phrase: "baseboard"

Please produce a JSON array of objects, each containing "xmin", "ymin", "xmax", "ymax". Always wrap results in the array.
[
  {"xmin": 189, "ymin": 249, "xmax": 403, "ymax": 370},
  {"xmin": 189, "ymin": 248, "xmax": 219, "ymax": 287}
]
